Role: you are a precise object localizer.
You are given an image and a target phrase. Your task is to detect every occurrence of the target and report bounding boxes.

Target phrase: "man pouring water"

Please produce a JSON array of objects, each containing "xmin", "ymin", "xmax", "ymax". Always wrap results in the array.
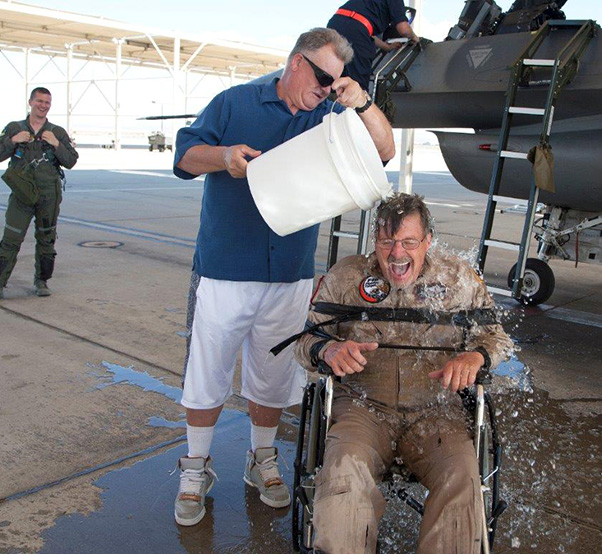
[{"xmin": 172, "ymin": 27, "xmax": 394, "ymax": 527}]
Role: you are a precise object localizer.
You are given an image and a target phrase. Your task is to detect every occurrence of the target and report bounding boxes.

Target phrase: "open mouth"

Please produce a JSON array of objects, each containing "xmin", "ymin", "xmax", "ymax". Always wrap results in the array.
[{"xmin": 389, "ymin": 260, "xmax": 411, "ymax": 280}]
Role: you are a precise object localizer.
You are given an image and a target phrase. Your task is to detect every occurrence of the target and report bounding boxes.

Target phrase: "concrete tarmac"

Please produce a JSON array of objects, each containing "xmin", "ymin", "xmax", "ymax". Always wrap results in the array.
[{"xmin": 0, "ymin": 147, "xmax": 600, "ymax": 553}]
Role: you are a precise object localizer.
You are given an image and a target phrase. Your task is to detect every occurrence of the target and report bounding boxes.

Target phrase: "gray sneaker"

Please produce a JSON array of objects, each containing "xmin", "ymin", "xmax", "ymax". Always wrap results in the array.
[
  {"xmin": 35, "ymin": 280, "xmax": 51, "ymax": 297},
  {"xmin": 243, "ymin": 447, "xmax": 290, "ymax": 508},
  {"xmin": 174, "ymin": 456, "xmax": 216, "ymax": 526}
]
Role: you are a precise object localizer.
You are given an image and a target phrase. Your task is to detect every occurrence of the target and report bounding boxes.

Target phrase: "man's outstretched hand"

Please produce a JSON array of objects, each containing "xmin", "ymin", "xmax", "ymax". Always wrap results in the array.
[
  {"xmin": 323, "ymin": 340, "xmax": 379, "ymax": 377},
  {"xmin": 428, "ymin": 351, "xmax": 485, "ymax": 392}
]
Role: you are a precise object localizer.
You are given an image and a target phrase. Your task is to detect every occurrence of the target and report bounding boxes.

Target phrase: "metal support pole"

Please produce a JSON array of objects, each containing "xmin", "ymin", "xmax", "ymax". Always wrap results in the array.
[
  {"xmin": 171, "ymin": 35, "xmax": 181, "ymax": 145},
  {"xmin": 396, "ymin": 0, "xmax": 421, "ymax": 194},
  {"xmin": 397, "ymin": 128, "xmax": 415, "ymax": 193},
  {"xmin": 24, "ymin": 48, "xmax": 30, "ymax": 115},
  {"xmin": 229, "ymin": 66, "xmax": 237, "ymax": 87},
  {"xmin": 66, "ymin": 45, "xmax": 73, "ymax": 136},
  {"xmin": 184, "ymin": 69, "xmax": 189, "ymax": 115},
  {"xmin": 114, "ymin": 38, "xmax": 122, "ymax": 150}
]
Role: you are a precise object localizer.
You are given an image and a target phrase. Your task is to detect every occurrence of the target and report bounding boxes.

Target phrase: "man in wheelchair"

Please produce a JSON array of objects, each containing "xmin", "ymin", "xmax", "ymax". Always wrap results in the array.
[{"xmin": 293, "ymin": 193, "xmax": 514, "ymax": 553}]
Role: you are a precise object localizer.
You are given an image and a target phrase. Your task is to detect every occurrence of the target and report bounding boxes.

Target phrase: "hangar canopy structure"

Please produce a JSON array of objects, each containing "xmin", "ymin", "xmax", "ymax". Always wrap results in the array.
[{"xmin": 0, "ymin": 0, "xmax": 288, "ymax": 147}]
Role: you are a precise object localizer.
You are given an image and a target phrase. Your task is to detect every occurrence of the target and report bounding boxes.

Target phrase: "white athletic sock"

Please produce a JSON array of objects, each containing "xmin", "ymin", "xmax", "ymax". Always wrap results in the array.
[
  {"xmin": 251, "ymin": 424, "xmax": 278, "ymax": 453},
  {"xmin": 186, "ymin": 424, "xmax": 214, "ymax": 459}
]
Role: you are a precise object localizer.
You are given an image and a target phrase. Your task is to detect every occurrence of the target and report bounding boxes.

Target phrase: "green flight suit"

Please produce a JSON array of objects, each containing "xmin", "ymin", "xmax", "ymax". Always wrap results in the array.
[{"xmin": 0, "ymin": 116, "xmax": 78, "ymax": 287}]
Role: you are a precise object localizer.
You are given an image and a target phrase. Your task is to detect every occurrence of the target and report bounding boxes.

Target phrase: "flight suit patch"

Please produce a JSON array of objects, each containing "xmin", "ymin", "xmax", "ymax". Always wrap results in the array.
[{"xmin": 359, "ymin": 276, "xmax": 390, "ymax": 303}]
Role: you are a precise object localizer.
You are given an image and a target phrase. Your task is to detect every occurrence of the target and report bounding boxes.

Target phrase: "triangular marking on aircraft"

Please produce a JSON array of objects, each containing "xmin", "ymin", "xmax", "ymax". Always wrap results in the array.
[{"xmin": 469, "ymin": 48, "xmax": 493, "ymax": 69}]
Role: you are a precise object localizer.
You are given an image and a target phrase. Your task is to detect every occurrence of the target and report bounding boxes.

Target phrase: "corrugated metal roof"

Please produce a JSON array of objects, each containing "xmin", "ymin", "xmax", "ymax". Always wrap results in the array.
[{"xmin": 0, "ymin": 0, "xmax": 287, "ymax": 77}]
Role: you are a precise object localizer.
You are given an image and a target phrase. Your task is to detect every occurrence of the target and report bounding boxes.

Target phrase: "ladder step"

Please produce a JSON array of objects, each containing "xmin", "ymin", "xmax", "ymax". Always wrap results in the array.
[
  {"xmin": 333, "ymin": 231, "xmax": 360, "ymax": 239},
  {"xmin": 525, "ymin": 79, "xmax": 552, "ymax": 87},
  {"xmin": 484, "ymin": 240, "xmax": 521, "ymax": 252},
  {"xmin": 487, "ymin": 286, "xmax": 513, "ymax": 297},
  {"xmin": 500, "ymin": 150, "xmax": 529, "ymax": 160},
  {"xmin": 508, "ymin": 107, "xmax": 545, "ymax": 116},
  {"xmin": 523, "ymin": 58, "xmax": 555, "ymax": 67}
]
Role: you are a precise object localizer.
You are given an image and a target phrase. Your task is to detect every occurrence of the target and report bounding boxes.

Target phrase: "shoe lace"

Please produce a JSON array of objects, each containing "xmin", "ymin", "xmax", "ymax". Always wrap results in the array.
[
  {"xmin": 257, "ymin": 455, "xmax": 282, "ymax": 484},
  {"xmin": 177, "ymin": 465, "xmax": 218, "ymax": 495}
]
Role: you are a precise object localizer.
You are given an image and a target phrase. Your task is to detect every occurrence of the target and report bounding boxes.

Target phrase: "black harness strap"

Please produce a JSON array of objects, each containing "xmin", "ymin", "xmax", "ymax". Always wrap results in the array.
[
  {"xmin": 270, "ymin": 302, "xmax": 498, "ymax": 356},
  {"xmin": 312, "ymin": 302, "xmax": 499, "ymax": 326}
]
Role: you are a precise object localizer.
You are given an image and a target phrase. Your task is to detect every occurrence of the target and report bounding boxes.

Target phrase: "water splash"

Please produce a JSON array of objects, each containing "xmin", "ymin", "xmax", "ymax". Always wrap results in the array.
[{"xmin": 492, "ymin": 353, "xmax": 532, "ymax": 392}]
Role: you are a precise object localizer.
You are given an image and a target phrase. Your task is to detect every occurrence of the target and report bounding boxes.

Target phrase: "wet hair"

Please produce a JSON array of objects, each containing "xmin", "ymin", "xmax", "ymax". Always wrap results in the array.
[
  {"xmin": 289, "ymin": 28, "xmax": 354, "ymax": 64},
  {"xmin": 374, "ymin": 193, "xmax": 433, "ymax": 239},
  {"xmin": 30, "ymin": 87, "xmax": 51, "ymax": 100}
]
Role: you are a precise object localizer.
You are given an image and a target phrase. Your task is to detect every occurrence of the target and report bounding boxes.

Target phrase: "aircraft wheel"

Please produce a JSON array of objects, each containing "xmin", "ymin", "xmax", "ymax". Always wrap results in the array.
[{"xmin": 507, "ymin": 258, "xmax": 555, "ymax": 306}]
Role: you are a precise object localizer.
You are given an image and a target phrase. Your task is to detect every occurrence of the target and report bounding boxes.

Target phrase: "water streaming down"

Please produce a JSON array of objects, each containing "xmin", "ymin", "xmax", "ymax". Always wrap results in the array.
[{"xmin": 374, "ymin": 336, "xmax": 599, "ymax": 552}]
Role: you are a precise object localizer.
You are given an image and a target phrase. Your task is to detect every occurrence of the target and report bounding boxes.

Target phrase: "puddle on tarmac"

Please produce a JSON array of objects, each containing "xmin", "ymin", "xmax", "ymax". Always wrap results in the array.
[
  {"xmin": 95, "ymin": 361, "xmax": 183, "ymax": 403},
  {"xmin": 39, "ymin": 409, "xmax": 296, "ymax": 554},
  {"xmin": 377, "ymin": 384, "xmax": 601, "ymax": 554},
  {"xmin": 70, "ymin": 361, "xmax": 599, "ymax": 553},
  {"xmin": 91, "ymin": 361, "xmax": 185, "ymax": 428}
]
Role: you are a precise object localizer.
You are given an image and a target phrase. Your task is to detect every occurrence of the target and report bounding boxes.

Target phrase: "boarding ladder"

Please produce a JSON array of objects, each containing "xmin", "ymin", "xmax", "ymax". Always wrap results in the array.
[
  {"xmin": 477, "ymin": 19, "xmax": 595, "ymax": 301},
  {"xmin": 325, "ymin": 41, "xmax": 423, "ymax": 270}
]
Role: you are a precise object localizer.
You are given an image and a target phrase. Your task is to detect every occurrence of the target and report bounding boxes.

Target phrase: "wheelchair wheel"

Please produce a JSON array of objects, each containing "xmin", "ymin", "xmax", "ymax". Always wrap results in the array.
[
  {"xmin": 292, "ymin": 379, "xmax": 328, "ymax": 553},
  {"xmin": 476, "ymin": 390, "xmax": 507, "ymax": 553}
]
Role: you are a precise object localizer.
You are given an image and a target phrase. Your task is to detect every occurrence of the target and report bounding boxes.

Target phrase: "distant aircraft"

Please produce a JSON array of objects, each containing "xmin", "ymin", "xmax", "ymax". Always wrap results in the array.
[{"xmin": 375, "ymin": 0, "xmax": 601, "ymax": 304}]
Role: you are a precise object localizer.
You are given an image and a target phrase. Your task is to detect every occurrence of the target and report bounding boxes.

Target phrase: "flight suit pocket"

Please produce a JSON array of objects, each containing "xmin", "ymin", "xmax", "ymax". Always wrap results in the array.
[
  {"xmin": 2, "ymin": 166, "xmax": 39, "ymax": 205},
  {"xmin": 314, "ymin": 474, "xmax": 351, "ymax": 503}
]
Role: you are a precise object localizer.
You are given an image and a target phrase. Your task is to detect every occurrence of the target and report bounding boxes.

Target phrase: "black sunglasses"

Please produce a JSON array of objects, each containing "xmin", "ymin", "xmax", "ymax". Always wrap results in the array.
[{"xmin": 301, "ymin": 54, "xmax": 335, "ymax": 88}]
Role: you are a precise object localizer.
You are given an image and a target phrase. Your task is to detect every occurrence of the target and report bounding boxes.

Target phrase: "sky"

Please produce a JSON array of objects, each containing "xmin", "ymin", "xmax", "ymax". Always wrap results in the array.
[{"xmin": 14, "ymin": 0, "xmax": 602, "ymax": 49}]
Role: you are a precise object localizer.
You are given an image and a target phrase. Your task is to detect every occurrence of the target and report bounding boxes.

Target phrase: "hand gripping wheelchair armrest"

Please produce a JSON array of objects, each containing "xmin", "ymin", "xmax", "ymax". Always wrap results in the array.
[{"xmin": 293, "ymin": 361, "xmax": 507, "ymax": 553}]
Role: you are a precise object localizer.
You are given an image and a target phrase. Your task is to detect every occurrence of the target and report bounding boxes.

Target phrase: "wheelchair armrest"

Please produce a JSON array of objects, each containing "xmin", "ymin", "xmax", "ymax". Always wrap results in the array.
[
  {"xmin": 317, "ymin": 360, "xmax": 334, "ymax": 375},
  {"xmin": 475, "ymin": 367, "xmax": 492, "ymax": 385}
]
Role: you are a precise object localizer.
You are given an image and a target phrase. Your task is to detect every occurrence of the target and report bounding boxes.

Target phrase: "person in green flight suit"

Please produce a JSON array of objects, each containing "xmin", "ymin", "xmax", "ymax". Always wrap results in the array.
[{"xmin": 0, "ymin": 87, "xmax": 78, "ymax": 298}]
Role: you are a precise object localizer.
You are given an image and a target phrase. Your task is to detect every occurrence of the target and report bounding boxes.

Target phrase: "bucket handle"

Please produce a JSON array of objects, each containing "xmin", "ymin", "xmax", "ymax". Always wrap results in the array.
[{"xmin": 328, "ymin": 100, "xmax": 339, "ymax": 144}]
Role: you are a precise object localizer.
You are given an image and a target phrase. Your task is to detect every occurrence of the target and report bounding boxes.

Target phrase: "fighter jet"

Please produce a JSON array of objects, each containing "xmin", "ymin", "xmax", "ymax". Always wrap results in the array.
[{"xmin": 374, "ymin": 0, "xmax": 601, "ymax": 304}]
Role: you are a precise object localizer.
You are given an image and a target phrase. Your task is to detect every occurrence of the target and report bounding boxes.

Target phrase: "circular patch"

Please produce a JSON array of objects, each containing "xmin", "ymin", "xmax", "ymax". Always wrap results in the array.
[
  {"xmin": 78, "ymin": 241, "xmax": 123, "ymax": 249},
  {"xmin": 359, "ymin": 276, "xmax": 390, "ymax": 303}
]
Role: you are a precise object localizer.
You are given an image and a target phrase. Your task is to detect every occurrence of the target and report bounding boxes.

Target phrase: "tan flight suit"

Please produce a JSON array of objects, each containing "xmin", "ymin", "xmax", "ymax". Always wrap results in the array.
[
  {"xmin": 0, "ymin": 116, "xmax": 78, "ymax": 287},
  {"xmin": 295, "ymin": 250, "xmax": 514, "ymax": 554}
]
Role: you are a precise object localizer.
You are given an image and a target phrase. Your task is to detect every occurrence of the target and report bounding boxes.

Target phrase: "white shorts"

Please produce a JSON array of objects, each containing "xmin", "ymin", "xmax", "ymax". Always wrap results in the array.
[{"xmin": 181, "ymin": 277, "xmax": 312, "ymax": 410}]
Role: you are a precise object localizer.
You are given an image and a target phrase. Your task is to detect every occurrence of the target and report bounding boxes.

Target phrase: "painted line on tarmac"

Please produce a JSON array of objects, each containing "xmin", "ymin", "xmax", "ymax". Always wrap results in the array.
[
  {"xmin": 425, "ymin": 201, "xmax": 463, "ymax": 208},
  {"xmin": 543, "ymin": 306, "xmax": 602, "ymax": 329},
  {"xmin": 109, "ymin": 170, "xmax": 181, "ymax": 178},
  {"xmin": 62, "ymin": 185, "xmax": 200, "ymax": 193},
  {"xmin": 59, "ymin": 215, "xmax": 197, "ymax": 248},
  {"xmin": 2, "ymin": 206, "xmax": 197, "ymax": 249}
]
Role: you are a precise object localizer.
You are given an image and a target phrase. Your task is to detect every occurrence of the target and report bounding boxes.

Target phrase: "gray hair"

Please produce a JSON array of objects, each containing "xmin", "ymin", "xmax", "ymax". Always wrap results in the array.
[
  {"xmin": 374, "ymin": 193, "xmax": 433, "ymax": 239},
  {"xmin": 289, "ymin": 28, "xmax": 354, "ymax": 64}
]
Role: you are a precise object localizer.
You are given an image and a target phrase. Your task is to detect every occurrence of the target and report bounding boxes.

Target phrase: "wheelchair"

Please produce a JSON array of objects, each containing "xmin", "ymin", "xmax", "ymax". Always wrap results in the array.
[{"xmin": 292, "ymin": 362, "xmax": 508, "ymax": 554}]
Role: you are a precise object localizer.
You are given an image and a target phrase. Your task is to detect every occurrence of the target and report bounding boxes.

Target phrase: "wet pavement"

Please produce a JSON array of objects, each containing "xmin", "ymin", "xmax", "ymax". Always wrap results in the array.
[
  {"xmin": 1, "ymin": 147, "xmax": 600, "ymax": 553},
  {"xmin": 38, "ymin": 410, "xmax": 296, "ymax": 554}
]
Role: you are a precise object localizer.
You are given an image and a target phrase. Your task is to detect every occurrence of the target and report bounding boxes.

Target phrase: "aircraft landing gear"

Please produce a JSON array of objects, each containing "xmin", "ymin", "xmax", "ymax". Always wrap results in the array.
[{"xmin": 507, "ymin": 258, "xmax": 555, "ymax": 305}]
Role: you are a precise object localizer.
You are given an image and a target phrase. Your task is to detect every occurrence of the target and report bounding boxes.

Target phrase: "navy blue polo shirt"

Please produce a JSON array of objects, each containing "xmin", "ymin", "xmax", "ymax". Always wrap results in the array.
[
  {"xmin": 337, "ymin": 0, "xmax": 408, "ymax": 35},
  {"xmin": 174, "ymin": 78, "xmax": 344, "ymax": 283}
]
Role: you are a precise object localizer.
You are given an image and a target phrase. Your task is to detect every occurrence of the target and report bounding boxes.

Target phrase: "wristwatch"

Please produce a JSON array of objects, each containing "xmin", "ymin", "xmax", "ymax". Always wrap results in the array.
[{"xmin": 355, "ymin": 90, "xmax": 373, "ymax": 114}]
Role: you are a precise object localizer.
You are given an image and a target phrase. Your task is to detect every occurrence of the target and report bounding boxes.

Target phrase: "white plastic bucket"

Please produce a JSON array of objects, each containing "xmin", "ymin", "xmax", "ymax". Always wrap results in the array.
[{"xmin": 247, "ymin": 108, "xmax": 392, "ymax": 236}]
